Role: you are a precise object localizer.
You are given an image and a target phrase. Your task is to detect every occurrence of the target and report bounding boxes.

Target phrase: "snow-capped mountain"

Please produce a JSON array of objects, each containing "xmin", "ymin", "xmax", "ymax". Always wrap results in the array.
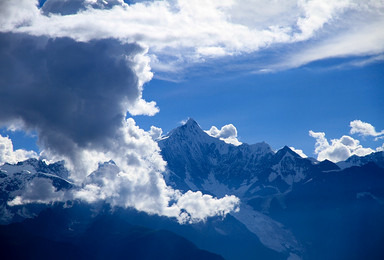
[
  {"xmin": 159, "ymin": 119, "xmax": 333, "ymax": 200},
  {"xmin": 159, "ymin": 118, "xmax": 384, "ymax": 260}
]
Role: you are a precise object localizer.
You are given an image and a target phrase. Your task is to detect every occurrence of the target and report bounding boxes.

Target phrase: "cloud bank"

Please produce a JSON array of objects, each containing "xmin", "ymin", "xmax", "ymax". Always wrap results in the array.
[{"xmin": 1, "ymin": 0, "xmax": 383, "ymax": 74}]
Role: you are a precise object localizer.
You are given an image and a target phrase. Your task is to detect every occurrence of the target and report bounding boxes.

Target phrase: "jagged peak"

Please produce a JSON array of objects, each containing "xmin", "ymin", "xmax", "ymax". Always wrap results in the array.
[
  {"xmin": 166, "ymin": 117, "xmax": 205, "ymax": 139},
  {"xmin": 275, "ymin": 146, "xmax": 301, "ymax": 160},
  {"xmin": 184, "ymin": 117, "xmax": 199, "ymax": 126}
]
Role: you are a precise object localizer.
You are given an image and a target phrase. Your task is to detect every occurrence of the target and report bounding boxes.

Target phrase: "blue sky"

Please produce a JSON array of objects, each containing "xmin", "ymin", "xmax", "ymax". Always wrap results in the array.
[
  {"xmin": 135, "ymin": 57, "xmax": 384, "ymax": 157},
  {"xmin": 0, "ymin": 0, "xmax": 383, "ymax": 162},
  {"xmin": 5, "ymin": 52, "xmax": 383, "ymax": 159}
]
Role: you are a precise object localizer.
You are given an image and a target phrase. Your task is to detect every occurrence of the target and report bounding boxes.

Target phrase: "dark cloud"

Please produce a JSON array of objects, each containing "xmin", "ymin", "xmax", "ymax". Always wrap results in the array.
[
  {"xmin": 0, "ymin": 32, "xmax": 143, "ymax": 158},
  {"xmin": 40, "ymin": 0, "xmax": 152, "ymax": 16}
]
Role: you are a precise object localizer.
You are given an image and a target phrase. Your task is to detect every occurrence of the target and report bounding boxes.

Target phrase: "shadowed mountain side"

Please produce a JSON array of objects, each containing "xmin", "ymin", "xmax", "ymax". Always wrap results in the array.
[
  {"xmin": 268, "ymin": 162, "xmax": 384, "ymax": 260},
  {"xmin": 0, "ymin": 205, "xmax": 224, "ymax": 260}
]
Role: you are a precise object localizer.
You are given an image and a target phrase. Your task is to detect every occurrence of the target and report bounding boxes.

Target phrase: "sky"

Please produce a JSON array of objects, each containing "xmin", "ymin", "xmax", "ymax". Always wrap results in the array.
[{"xmin": 0, "ymin": 0, "xmax": 383, "ymax": 221}]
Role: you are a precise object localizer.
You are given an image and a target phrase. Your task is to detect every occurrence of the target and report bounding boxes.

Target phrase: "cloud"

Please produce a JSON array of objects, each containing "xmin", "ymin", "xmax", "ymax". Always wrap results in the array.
[
  {"xmin": 175, "ymin": 191, "xmax": 240, "ymax": 224},
  {"xmin": 309, "ymin": 131, "xmax": 375, "ymax": 162},
  {"xmin": 0, "ymin": 134, "xmax": 37, "ymax": 165},
  {"xmin": 148, "ymin": 126, "xmax": 163, "ymax": 140},
  {"xmin": 205, "ymin": 124, "xmax": 242, "ymax": 146},
  {"xmin": 350, "ymin": 120, "xmax": 384, "ymax": 137},
  {"xmin": 8, "ymin": 178, "xmax": 67, "ymax": 206},
  {"xmin": 0, "ymin": 32, "xmax": 158, "ymax": 177},
  {"xmin": 1, "ymin": 0, "xmax": 383, "ymax": 73},
  {"xmin": 0, "ymin": 30, "xmax": 238, "ymax": 223},
  {"xmin": 289, "ymin": 147, "xmax": 307, "ymax": 158},
  {"xmin": 277, "ymin": 14, "xmax": 384, "ymax": 69}
]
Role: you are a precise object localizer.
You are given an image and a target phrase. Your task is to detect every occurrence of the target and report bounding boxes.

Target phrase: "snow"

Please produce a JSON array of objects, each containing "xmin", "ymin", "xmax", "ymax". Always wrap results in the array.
[{"xmin": 232, "ymin": 203, "xmax": 302, "ymax": 254}]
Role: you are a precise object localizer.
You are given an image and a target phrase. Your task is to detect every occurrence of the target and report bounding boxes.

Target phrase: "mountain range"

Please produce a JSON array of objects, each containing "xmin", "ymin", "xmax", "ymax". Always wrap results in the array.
[{"xmin": 0, "ymin": 118, "xmax": 383, "ymax": 259}]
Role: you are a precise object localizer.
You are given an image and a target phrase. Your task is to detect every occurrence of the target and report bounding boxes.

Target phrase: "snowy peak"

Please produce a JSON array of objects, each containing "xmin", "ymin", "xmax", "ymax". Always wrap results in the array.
[
  {"xmin": 274, "ymin": 146, "xmax": 301, "ymax": 161},
  {"xmin": 185, "ymin": 117, "xmax": 199, "ymax": 127},
  {"xmin": 248, "ymin": 142, "xmax": 274, "ymax": 155},
  {"xmin": 166, "ymin": 118, "xmax": 207, "ymax": 140}
]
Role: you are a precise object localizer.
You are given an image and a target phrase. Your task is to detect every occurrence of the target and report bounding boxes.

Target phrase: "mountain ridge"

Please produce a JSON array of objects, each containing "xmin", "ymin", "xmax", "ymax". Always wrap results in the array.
[{"xmin": 158, "ymin": 119, "xmax": 384, "ymax": 259}]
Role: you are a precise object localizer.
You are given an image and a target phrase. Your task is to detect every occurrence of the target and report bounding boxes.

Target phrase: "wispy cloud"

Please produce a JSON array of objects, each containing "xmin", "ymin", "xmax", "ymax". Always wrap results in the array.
[{"xmin": 1, "ymin": 0, "xmax": 383, "ymax": 74}]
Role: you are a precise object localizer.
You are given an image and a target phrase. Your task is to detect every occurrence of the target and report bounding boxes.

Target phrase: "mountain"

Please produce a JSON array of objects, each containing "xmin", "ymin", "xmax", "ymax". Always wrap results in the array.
[
  {"xmin": 0, "ymin": 118, "xmax": 383, "ymax": 260},
  {"xmin": 0, "ymin": 158, "xmax": 72, "ymax": 224},
  {"xmin": 337, "ymin": 151, "xmax": 384, "ymax": 169},
  {"xmin": 158, "ymin": 118, "xmax": 384, "ymax": 260}
]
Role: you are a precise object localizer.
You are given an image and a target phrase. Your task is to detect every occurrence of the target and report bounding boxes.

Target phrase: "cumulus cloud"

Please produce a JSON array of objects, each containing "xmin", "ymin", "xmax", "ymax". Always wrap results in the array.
[
  {"xmin": 0, "ymin": 134, "xmax": 37, "ymax": 165},
  {"xmin": 350, "ymin": 120, "xmax": 384, "ymax": 137},
  {"xmin": 148, "ymin": 126, "xmax": 163, "ymax": 140},
  {"xmin": 0, "ymin": 0, "xmax": 383, "ymax": 73},
  {"xmin": 0, "ymin": 19, "xmax": 239, "ymax": 222},
  {"xmin": 309, "ymin": 131, "xmax": 375, "ymax": 162},
  {"xmin": 289, "ymin": 147, "xmax": 307, "ymax": 158},
  {"xmin": 0, "ymin": 32, "xmax": 158, "ymax": 178},
  {"xmin": 206, "ymin": 124, "xmax": 242, "ymax": 146}
]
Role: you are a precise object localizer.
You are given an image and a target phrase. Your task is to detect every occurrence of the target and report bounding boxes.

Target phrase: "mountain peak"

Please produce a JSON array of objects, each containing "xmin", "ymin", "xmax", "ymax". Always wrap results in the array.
[
  {"xmin": 184, "ymin": 118, "xmax": 199, "ymax": 127},
  {"xmin": 164, "ymin": 117, "xmax": 206, "ymax": 141},
  {"xmin": 275, "ymin": 146, "xmax": 301, "ymax": 160}
]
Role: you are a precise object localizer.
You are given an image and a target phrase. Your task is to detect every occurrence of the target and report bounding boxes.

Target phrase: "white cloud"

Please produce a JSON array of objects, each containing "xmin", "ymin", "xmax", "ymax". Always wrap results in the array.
[
  {"xmin": 309, "ymin": 130, "xmax": 375, "ymax": 162},
  {"xmin": 289, "ymin": 147, "xmax": 307, "ymax": 158},
  {"xmin": 1, "ymin": 0, "xmax": 383, "ymax": 73},
  {"xmin": 0, "ymin": 134, "xmax": 37, "ymax": 165},
  {"xmin": 127, "ymin": 99, "xmax": 159, "ymax": 116},
  {"xmin": 278, "ymin": 16, "xmax": 384, "ymax": 69},
  {"xmin": 148, "ymin": 126, "xmax": 163, "ymax": 140},
  {"xmin": 205, "ymin": 124, "xmax": 242, "ymax": 146},
  {"xmin": 175, "ymin": 190, "xmax": 240, "ymax": 224},
  {"xmin": 350, "ymin": 119, "xmax": 384, "ymax": 137}
]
